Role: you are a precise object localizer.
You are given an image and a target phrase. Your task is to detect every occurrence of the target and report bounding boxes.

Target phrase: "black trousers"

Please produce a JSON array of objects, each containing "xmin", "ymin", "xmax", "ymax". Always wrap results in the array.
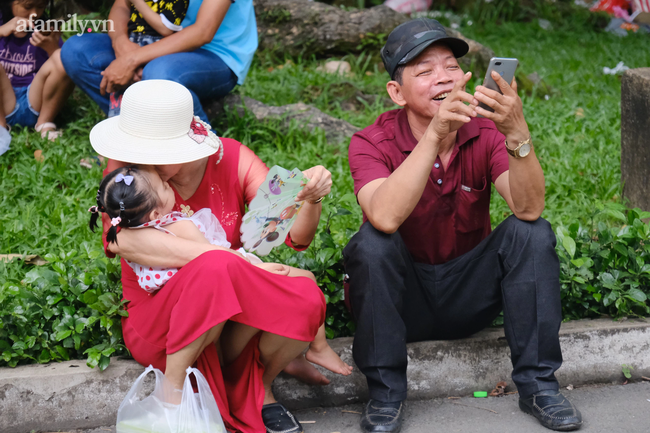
[{"xmin": 342, "ymin": 216, "xmax": 563, "ymax": 402}]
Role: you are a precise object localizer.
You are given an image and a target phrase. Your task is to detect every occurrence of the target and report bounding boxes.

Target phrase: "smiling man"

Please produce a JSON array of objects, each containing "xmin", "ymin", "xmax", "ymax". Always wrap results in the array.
[{"xmin": 343, "ymin": 19, "xmax": 582, "ymax": 432}]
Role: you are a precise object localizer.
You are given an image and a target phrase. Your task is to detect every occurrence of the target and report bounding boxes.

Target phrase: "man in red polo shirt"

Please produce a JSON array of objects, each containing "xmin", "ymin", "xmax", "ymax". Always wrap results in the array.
[{"xmin": 343, "ymin": 18, "xmax": 582, "ymax": 432}]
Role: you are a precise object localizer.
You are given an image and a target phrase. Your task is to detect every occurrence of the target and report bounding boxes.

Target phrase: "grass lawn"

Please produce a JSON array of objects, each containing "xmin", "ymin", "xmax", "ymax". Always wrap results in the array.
[{"xmin": 1, "ymin": 21, "xmax": 649, "ymax": 367}]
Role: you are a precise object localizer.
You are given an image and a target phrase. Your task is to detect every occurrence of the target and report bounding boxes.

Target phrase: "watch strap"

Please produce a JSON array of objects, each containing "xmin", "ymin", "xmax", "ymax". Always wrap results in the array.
[{"xmin": 505, "ymin": 136, "xmax": 532, "ymax": 158}]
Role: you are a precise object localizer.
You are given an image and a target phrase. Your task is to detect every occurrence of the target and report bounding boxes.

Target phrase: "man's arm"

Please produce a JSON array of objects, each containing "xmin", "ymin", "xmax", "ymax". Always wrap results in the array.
[
  {"xmin": 108, "ymin": 0, "xmax": 141, "ymax": 58},
  {"xmin": 358, "ymin": 72, "xmax": 477, "ymax": 234},
  {"xmin": 475, "ymin": 72, "xmax": 545, "ymax": 220},
  {"xmin": 101, "ymin": 0, "xmax": 231, "ymax": 94}
]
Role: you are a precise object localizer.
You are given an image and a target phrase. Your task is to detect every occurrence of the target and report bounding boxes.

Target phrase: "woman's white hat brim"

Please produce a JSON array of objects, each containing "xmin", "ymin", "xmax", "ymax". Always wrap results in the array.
[
  {"xmin": 88, "ymin": 80, "xmax": 222, "ymax": 165},
  {"xmin": 90, "ymin": 116, "xmax": 220, "ymax": 165}
]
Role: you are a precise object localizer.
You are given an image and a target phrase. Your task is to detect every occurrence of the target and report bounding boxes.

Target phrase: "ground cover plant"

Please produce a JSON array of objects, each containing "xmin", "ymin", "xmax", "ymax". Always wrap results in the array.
[{"xmin": 1, "ymin": 21, "xmax": 649, "ymax": 369}]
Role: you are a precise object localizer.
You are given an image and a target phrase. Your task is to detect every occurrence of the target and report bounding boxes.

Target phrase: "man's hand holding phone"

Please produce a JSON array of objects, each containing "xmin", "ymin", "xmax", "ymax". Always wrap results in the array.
[
  {"xmin": 425, "ymin": 71, "xmax": 478, "ymax": 144},
  {"xmin": 474, "ymin": 71, "xmax": 529, "ymax": 143}
]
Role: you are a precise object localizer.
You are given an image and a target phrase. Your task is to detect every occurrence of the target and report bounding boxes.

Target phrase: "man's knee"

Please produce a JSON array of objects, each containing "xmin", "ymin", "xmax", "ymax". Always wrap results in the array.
[
  {"xmin": 502, "ymin": 215, "xmax": 556, "ymax": 251},
  {"xmin": 344, "ymin": 221, "xmax": 404, "ymax": 266},
  {"xmin": 61, "ymin": 34, "xmax": 112, "ymax": 77},
  {"xmin": 141, "ymin": 58, "xmax": 178, "ymax": 82}
]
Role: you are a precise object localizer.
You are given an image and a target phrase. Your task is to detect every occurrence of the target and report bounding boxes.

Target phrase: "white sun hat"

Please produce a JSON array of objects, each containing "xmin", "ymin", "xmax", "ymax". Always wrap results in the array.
[{"xmin": 89, "ymin": 80, "xmax": 222, "ymax": 165}]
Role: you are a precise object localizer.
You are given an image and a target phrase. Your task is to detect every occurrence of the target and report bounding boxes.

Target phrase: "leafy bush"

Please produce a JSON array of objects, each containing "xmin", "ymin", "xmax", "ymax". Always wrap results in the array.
[
  {"xmin": 267, "ymin": 193, "xmax": 359, "ymax": 339},
  {"xmin": 556, "ymin": 205, "xmax": 650, "ymax": 320},
  {"xmin": 0, "ymin": 243, "xmax": 127, "ymax": 370}
]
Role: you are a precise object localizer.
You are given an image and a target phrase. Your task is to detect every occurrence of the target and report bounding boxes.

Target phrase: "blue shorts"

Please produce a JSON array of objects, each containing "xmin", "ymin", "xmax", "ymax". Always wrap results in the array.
[{"xmin": 6, "ymin": 85, "xmax": 39, "ymax": 128}]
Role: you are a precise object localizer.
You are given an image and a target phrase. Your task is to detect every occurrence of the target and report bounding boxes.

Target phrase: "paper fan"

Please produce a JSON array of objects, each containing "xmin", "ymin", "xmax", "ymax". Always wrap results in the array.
[{"xmin": 240, "ymin": 166, "xmax": 308, "ymax": 256}]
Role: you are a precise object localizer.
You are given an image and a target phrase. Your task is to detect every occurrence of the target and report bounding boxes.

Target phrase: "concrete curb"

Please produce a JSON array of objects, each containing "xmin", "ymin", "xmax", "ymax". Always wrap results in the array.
[{"xmin": 1, "ymin": 318, "xmax": 649, "ymax": 432}]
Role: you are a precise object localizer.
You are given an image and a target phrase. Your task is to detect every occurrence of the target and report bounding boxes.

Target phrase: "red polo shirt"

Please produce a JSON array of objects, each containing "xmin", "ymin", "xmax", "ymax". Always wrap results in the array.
[{"xmin": 349, "ymin": 108, "xmax": 509, "ymax": 265}]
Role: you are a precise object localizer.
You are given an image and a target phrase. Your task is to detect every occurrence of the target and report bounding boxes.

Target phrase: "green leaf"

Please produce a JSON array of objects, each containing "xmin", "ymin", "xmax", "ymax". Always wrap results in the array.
[
  {"xmin": 38, "ymin": 349, "xmax": 51, "ymax": 363},
  {"xmin": 55, "ymin": 330, "xmax": 72, "ymax": 341},
  {"xmin": 562, "ymin": 236, "xmax": 576, "ymax": 258},
  {"xmin": 627, "ymin": 288, "xmax": 647, "ymax": 303},
  {"xmin": 98, "ymin": 355, "xmax": 111, "ymax": 371},
  {"xmin": 55, "ymin": 345, "xmax": 70, "ymax": 361}
]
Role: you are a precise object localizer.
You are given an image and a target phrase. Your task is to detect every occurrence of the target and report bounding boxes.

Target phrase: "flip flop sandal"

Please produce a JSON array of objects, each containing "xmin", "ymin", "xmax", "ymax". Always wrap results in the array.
[
  {"xmin": 261, "ymin": 402, "xmax": 303, "ymax": 433},
  {"xmin": 35, "ymin": 122, "xmax": 63, "ymax": 142}
]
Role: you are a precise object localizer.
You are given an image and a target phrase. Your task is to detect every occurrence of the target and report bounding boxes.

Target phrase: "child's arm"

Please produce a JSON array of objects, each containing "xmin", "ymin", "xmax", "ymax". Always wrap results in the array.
[
  {"xmin": 162, "ymin": 220, "xmax": 211, "ymax": 244},
  {"xmin": 0, "ymin": 16, "xmax": 21, "ymax": 38},
  {"xmin": 29, "ymin": 31, "xmax": 61, "ymax": 57},
  {"xmin": 150, "ymin": 220, "xmax": 251, "ymax": 262},
  {"xmin": 130, "ymin": 0, "xmax": 176, "ymax": 37}
]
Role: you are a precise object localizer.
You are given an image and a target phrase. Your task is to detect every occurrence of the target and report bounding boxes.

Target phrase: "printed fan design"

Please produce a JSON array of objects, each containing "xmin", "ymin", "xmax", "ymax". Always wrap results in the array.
[{"xmin": 240, "ymin": 166, "xmax": 309, "ymax": 256}]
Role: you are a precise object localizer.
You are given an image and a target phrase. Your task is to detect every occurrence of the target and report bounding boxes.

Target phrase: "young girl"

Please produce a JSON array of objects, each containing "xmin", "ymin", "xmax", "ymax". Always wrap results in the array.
[
  {"xmin": 89, "ymin": 165, "xmax": 353, "ymax": 377},
  {"xmin": 0, "ymin": 0, "xmax": 74, "ymax": 154}
]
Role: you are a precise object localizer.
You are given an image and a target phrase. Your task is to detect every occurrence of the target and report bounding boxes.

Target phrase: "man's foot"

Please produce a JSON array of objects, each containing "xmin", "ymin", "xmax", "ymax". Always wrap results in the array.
[
  {"xmin": 305, "ymin": 344, "xmax": 353, "ymax": 376},
  {"xmin": 283, "ymin": 354, "xmax": 330, "ymax": 385},
  {"xmin": 519, "ymin": 390, "xmax": 582, "ymax": 431},
  {"xmin": 360, "ymin": 399, "xmax": 404, "ymax": 433},
  {"xmin": 262, "ymin": 402, "xmax": 303, "ymax": 433}
]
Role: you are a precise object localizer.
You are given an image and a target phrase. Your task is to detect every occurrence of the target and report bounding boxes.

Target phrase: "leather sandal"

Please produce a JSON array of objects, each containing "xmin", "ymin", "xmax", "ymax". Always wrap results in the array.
[
  {"xmin": 35, "ymin": 122, "xmax": 62, "ymax": 142},
  {"xmin": 262, "ymin": 402, "xmax": 303, "ymax": 433}
]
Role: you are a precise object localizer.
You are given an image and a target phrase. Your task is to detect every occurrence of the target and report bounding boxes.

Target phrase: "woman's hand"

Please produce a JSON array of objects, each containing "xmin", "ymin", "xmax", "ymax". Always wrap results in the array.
[
  {"xmin": 254, "ymin": 263, "xmax": 291, "ymax": 276},
  {"xmin": 30, "ymin": 31, "xmax": 61, "ymax": 57},
  {"xmin": 296, "ymin": 165, "xmax": 332, "ymax": 203}
]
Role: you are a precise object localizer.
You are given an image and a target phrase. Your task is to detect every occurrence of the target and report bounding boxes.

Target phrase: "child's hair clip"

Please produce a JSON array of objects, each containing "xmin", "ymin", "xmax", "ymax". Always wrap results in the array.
[
  {"xmin": 111, "ymin": 216, "xmax": 122, "ymax": 226},
  {"xmin": 88, "ymin": 206, "xmax": 99, "ymax": 214},
  {"xmin": 115, "ymin": 173, "xmax": 134, "ymax": 185}
]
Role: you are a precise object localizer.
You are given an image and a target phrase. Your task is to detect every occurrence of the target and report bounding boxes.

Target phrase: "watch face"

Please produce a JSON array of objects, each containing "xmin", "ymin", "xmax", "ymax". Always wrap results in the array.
[{"xmin": 519, "ymin": 143, "xmax": 531, "ymax": 157}]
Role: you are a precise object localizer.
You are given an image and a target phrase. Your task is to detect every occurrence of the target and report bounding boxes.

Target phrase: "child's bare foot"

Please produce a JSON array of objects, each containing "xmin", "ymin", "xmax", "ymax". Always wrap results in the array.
[
  {"xmin": 306, "ymin": 344, "xmax": 353, "ymax": 376},
  {"xmin": 283, "ymin": 354, "xmax": 330, "ymax": 385}
]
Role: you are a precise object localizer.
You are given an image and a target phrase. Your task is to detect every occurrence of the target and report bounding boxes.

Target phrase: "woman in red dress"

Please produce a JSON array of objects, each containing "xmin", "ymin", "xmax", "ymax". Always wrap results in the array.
[{"xmin": 90, "ymin": 80, "xmax": 331, "ymax": 433}]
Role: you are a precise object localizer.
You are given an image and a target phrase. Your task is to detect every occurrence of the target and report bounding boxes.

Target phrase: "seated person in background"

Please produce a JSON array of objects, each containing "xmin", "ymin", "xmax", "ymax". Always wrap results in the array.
[
  {"xmin": 0, "ymin": 0, "xmax": 74, "ymax": 155},
  {"xmin": 344, "ymin": 18, "xmax": 583, "ymax": 433},
  {"xmin": 61, "ymin": 0, "xmax": 255, "ymax": 124},
  {"xmin": 107, "ymin": 0, "xmax": 188, "ymax": 115}
]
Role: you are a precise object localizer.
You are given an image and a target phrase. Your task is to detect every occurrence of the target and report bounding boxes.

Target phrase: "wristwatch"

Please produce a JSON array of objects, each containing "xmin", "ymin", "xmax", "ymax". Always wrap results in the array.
[{"xmin": 505, "ymin": 136, "xmax": 533, "ymax": 158}]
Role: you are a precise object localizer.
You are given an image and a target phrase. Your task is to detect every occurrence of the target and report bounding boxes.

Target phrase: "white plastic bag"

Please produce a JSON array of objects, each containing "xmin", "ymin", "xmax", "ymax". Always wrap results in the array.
[{"xmin": 116, "ymin": 365, "xmax": 226, "ymax": 433}]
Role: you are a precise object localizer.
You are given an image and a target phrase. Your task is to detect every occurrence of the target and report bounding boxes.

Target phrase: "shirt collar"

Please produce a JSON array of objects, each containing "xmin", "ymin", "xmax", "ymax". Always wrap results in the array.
[{"xmin": 394, "ymin": 108, "xmax": 481, "ymax": 153}]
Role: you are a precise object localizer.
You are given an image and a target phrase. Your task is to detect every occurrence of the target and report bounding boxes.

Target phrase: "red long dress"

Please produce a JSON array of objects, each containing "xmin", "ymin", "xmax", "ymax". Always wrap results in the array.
[{"xmin": 102, "ymin": 139, "xmax": 326, "ymax": 433}]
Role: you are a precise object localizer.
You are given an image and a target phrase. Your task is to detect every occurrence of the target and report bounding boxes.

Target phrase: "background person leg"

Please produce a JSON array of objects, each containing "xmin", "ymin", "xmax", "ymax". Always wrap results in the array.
[
  {"xmin": 60, "ymin": 33, "xmax": 115, "ymax": 114},
  {"xmin": 28, "ymin": 50, "xmax": 75, "ymax": 139},
  {"xmin": 141, "ymin": 49, "xmax": 237, "ymax": 123}
]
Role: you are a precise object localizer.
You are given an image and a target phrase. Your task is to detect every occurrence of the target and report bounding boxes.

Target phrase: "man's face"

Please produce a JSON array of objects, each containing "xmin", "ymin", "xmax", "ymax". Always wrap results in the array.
[{"xmin": 394, "ymin": 44, "xmax": 465, "ymax": 119}]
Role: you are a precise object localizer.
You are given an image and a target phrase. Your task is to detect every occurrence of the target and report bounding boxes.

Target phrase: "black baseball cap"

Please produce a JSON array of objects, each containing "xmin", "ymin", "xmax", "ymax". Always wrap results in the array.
[{"xmin": 381, "ymin": 18, "xmax": 470, "ymax": 80}]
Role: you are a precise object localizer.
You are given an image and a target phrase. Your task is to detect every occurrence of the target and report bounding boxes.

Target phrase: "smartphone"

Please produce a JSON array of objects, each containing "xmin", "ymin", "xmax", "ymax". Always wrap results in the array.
[{"xmin": 477, "ymin": 57, "xmax": 519, "ymax": 115}]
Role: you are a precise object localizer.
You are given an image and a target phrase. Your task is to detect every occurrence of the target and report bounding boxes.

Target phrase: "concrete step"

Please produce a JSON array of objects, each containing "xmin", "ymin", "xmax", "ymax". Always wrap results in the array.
[{"xmin": 1, "ymin": 318, "xmax": 649, "ymax": 433}]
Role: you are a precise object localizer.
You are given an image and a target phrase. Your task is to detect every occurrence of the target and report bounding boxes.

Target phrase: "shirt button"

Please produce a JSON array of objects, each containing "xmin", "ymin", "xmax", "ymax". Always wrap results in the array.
[
  {"xmin": 434, "ymin": 163, "xmax": 440, "ymax": 168},
  {"xmin": 437, "ymin": 179, "xmax": 443, "ymax": 185}
]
